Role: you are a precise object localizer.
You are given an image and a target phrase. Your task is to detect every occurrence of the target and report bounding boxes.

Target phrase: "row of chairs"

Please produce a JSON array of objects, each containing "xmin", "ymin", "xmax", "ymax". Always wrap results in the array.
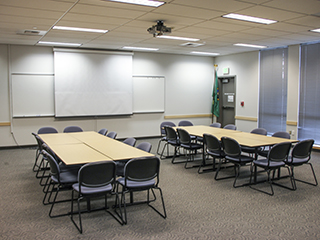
[
  {"xmin": 158, "ymin": 123, "xmax": 317, "ymax": 196},
  {"xmin": 156, "ymin": 120, "xmax": 236, "ymax": 158},
  {"xmin": 204, "ymin": 131, "xmax": 317, "ymax": 195},
  {"xmin": 32, "ymin": 127, "xmax": 165, "ymax": 233}
]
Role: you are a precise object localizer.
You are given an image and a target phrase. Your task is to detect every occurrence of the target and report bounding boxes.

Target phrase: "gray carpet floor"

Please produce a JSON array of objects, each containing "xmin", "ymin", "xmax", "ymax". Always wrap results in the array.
[{"xmin": 1, "ymin": 137, "xmax": 320, "ymax": 240}]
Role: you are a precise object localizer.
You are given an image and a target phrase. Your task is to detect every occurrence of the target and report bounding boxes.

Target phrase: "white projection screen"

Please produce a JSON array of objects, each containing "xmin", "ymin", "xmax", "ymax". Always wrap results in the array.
[{"xmin": 54, "ymin": 48, "xmax": 133, "ymax": 117}]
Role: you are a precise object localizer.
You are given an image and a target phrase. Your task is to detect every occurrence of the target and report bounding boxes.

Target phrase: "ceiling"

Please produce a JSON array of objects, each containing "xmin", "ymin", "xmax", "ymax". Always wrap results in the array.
[{"xmin": 1, "ymin": 0, "xmax": 320, "ymax": 56}]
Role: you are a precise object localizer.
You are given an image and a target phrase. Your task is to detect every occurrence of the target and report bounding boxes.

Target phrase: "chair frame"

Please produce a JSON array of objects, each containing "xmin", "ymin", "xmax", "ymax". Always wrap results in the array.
[
  {"xmin": 216, "ymin": 137, "xmax": 254, "ymax": 188},
  {"xmin": 177, "ymin": 128, "xmax": 203, "ymax": 169},
  {"xmin": 156, "ymin": 121, "xmax": 176, "ymax": 157},
  {"xmin": 160, "ymin": 126, "xmax": 180, "ymax": 162},
  {"xmin": 250, "ymin": 142, "xmax": 294, "ymax": 195},
  {"xmin": 116, "ymin": 157, "xmax": 166, "ymax": 224},
  {"xmin": 41, "ymin": 150, "xmax": 78, "ymax": 218},
  {"xmin": 285, "ymin": 139, "xmax": 317, "ymax": 190},
  {"xmin": 71, "ymin": 161, "xmax": 123, "ymax": 233},
  {"xmin": 198, "ymin": 134, "xmax": 224, "ymax": 174}
]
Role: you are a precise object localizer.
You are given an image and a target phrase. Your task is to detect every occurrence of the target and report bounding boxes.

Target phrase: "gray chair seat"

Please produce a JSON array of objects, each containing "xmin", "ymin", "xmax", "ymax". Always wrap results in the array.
[
  {"xmin": 117, "ymin": 178, "xmax": 156, "ymax": 189},
  {"xmin": 72, "ymin": 183, "xmax": 113, "ymax": 195}
]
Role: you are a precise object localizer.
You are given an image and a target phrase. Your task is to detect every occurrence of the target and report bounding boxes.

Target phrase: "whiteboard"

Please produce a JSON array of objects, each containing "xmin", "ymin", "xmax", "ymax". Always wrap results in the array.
[
  {"xmin": 11, "ymin": 74, "xmax": 54, "ymax": 117},
  {"xmin": 133, "ymin": 76, "xmax": 165, "ymax": 113}
]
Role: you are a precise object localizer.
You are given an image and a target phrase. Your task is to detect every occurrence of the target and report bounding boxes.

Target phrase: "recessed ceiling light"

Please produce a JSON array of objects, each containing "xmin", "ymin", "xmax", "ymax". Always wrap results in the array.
[
  {"xmin": 103, "ymin": 0, "xmax": 165, "ymax": 7},
  {"xmin": 122, "ymin": 46, "xmax": 159, "ymax": 51},
  {"xmin": 222, "ymin": 13, "xmax": 277, "ymax": 25},
  {"xmin": 157, "ymin": 35, "xmax": 200, "ymax": 41},
  {"xmin": 234, "ymin": 43, "xmax": 267, "ymax": 49},
  {"xmin": 37, "ymin": 41, "xmax": 82, "ymax": 47},
  {"xmin": 191, "ymin": 51, "xmax": 220, "ymax": 56},
  {"xmin": 53, "ymin": 26, "xmax": 108, "ymax": 33},
  {"xmin": 310, "ymin": 28, "xmax": 320, "ymax": 33}
]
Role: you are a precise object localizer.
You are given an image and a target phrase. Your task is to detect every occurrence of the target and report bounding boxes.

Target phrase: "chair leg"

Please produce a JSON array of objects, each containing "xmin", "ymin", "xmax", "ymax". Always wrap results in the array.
[
  {"xmin": 71, "ymin": 191, "xmax": 83, "ymax": 233},
  {"xmin": 293, "ymin": 163, "xmax": 318, "ymax": 187},
  {"xmin": 147, "ymin": 187, "xmax": 167, "ymax": 219},
  {"xmin": 249, "ymin": 167, "xmax": 274, "ymax": 195}
]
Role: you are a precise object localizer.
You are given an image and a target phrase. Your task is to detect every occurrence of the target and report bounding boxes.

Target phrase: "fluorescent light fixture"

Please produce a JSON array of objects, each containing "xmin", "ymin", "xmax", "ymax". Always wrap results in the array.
[
  {"xmin": 37, "ymin": 41, "xmax": 82, "ymax": 47},
  {"xmin": 53, "ymin": 26, "xmax": 108, "ymax": 33},
  {"xmin": 157, "ymin": 35, "xmax": 200, "ymax": 41},
  {"xmin": 222, "ymin": 13, "xmax": 277, "ymax": 25},
  {"xmin": 234, "ymin": 43, "xmax": 267, "ymax": 49},
  {"xmin": 105, "ymin": 0, "xmax": 165, "ymax": 7},
  {"xmin": 310, "ymin": 28, "xmax": 320, "ymax": 33},
  {"xmin": 191, "ymin": 51, "xmax": 220, "ymax": 56},
  {"xmin": 122, "ymin": 46, "xmax": 159, "ymax": 51}
]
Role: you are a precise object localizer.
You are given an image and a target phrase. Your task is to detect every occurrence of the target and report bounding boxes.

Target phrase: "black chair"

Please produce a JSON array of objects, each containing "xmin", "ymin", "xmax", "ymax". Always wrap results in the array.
[
  {"xmin": 136, "ymin": 142, "xmax": 152, "ymax": 153},
  {"xmin": 156, "ymin": 121, "xmax": 176, "ymax": 156},
  {"xmin": 178, "ymin": 120, "xmax": 198, "ymax": 141},
  {"xmin": 223, "ymin": 124, "xmax": 237, "ymax": 130},
  {"xmin": 32, "ymin": 127, "xmax": 58, "ymax": 172},
  {"xmin": 98, "ymin": 128, "xmax": 108, "ymax": 135},
  {"xmin": 106, "ymin": 131, "xmax": 117, "ymax": 139},
  {"xmin": 38, "ymin": 127, "xmax": 58, "ymax": 134},
  {"xmin": 198, "ymin": 134, "xmax": 224, "ymax": 174},
  {"xmin": 178, "ymin": 120, "xmax": 193, "ymax": 127},
  {"xmin": 284, "ymin": 139, "xmax": 317, "ymax": 190},
  {"xmin": 160, "ymin": 126, "xmax": 180, "ymax": 162},
  {"xmin": 216, "ymin": 137, "xmax": 254, "ymax": 188},
  {"xmin": 123, "ymin": 137, "xmax": 136, "ymax": 147},
  {"xmin": 71, "ymin": 161, "xmax": 123, "ymax": 233},
  {"xmin": 116, "ymin": 156, "xmax": 166, "ymax": 224},
  {"xmin": 250, "ymin": 142, "xmax": 293, "ymax": 195},
  {"xmin": 258, "ymin": 131, "xmax": 290, "ymax": 157},
  {"xmin": 41, "ymin": 150, "xmax": 78, "ymax": 218},
  {"xmin": 177, "ymin": 128, "xmax": 203, "ymax": 169},
  {"xmin": 242, "ymin": 128, "xmax": 267, "ymax": 156},
  {"xmin": 33, "ymin": 134, "xmax": 51, "ymax": 185},
  {"xmin": 210, "ymin": 122, "xmax": 221, "ymax": 128},
  {"xmin": 63, "ymin": 126, "xmax": 83, "ymax": 133}
]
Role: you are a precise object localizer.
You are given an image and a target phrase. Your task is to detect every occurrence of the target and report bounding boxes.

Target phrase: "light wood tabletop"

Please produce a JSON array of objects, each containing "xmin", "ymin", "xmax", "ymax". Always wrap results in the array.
[
  {"xmin": 39, "ymin": 131, "xmax": 154, "ymax": 165},
  {"xmin": 176, "ymin": 125, "xmax": 298, "ymax": 147}
]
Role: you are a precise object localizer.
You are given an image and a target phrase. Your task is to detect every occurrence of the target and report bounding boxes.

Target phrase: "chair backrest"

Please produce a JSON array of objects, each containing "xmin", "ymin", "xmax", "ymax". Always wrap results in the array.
[
  {"xmin": 221, "ymin": 137, "xmax": 241, "ymax": 157},
  {"xmin": 250, "ymin": 128, "xmax": 267, "ymax": 135},
  {"xmin": 136, "ymin": 142, "xmax": 152, "ymax": 153},
  {"xmin": 78, "ymin": 161, "xmax": 116, "ymax": 192},
  {"xmin": 160, "ymin": 121, "xmax": 176, "ymax": 135},
  {"xmin": 41, "ymin": 150, "xmax": 61, "ymax": 180},
  {"xmin": 291, "ymin": 139, "xmax": 314, "ymax": 160},
  {"xmin": 178, "ymin": 120, "xmax": 193, "ymax": 126},
  {"xmin": 124, "ymin": 156, "xmax": 160, "ymax": 184},
  {"xmin": 223, "ymin": 124, "xmax": 237, "ymax": 130},
  {"xmin": 98, "ymin": 128, "xmax": 108, "ymax": 135},
  {"xmin": 106, "ymin": 131, "xmax": 117, "ymax": 139},
  {"xmin": 272, "ymin": 131, "xmax": 290, "ymax": 139},
  {"xmin": 210, "ymin": 122, "xmax": 221, "ymax": 128},
  {"xmin": 177, "ymin": 128, "xmax": 191, "ymax": 145},
  {"xmin": 267, "ymin": 142, "xmax": 291, "ymax": 163},
  {"xmin": 123, "ymin": 137, "xmax": 137, "ymax": 147},
  {"xmin": 33, "ymin": 134, "xmax": 45, "ymax": 151},
  {"xmin": 164, "ymin": 126, "xmax": 178, "ymax": 141},
  {"xmin": 38, "ymin": 127, "xmax": 58, "ymax": 134},
  {"xmin": 42, "ymin": 143, "xmax": 62, "ymax": 164},
  {"xmin": 203, "ymin": 134, "xmax": 222, "ymax": 153},
  {"xmin": 63, "ymin": 126, "xmax": 83, "ymax": 133}
]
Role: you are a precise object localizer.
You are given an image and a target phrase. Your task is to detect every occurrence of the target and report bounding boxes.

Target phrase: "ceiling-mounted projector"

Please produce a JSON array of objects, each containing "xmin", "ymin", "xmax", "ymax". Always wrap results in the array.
[{"xmin": 147, "ymin": 20, "xmax": 172, "ymax": 37}]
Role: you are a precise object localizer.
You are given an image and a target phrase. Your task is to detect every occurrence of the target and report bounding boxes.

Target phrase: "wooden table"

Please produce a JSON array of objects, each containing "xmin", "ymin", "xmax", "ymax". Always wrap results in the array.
[
  {"xmin": 39, "ymin": 131, "xmax": 154, "ymax": 165},
  {"xmin": 176, "ymin": 125, "xmax": 298, "ymax": 173},
  {"xmin": 176, "ymin": 125, "xmax": 297, "ymax": 148}
]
